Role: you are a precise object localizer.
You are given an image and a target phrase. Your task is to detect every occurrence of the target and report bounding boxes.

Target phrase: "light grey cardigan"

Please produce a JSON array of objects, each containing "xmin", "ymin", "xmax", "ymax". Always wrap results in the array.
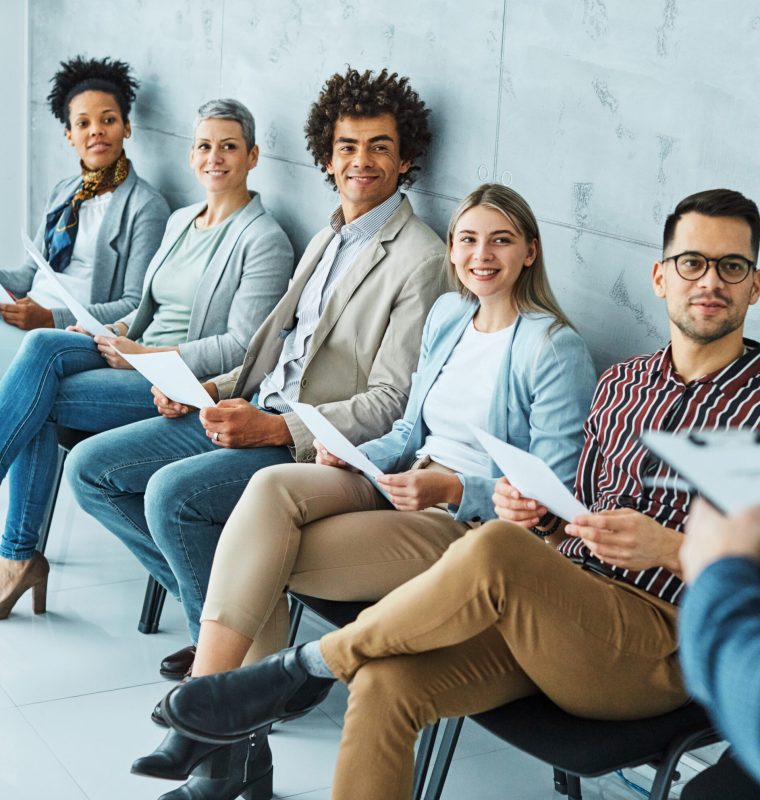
[
  {"xmin": 122, "ymin": 192, "xmax": 294, "ymax": 378},
  {"xmin": 0, "ymin": 164, "xmax": 170, "ymax": 328}
]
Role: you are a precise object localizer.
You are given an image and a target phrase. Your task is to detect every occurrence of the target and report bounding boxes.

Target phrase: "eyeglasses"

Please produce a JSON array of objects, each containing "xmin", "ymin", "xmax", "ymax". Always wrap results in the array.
[{"xmin": 663, "ymin": 251, "xmax": 756, "ymax": 284}]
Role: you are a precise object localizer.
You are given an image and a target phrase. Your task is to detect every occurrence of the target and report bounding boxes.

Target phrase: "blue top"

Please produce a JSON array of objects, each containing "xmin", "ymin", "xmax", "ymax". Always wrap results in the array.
[
  {"xmin": 359, "ymin": 292, "xmax": 597, "ymax": 522},
  {"xmin": 680, "ymin": 556, "xmax": 760, "ymax": 783}
]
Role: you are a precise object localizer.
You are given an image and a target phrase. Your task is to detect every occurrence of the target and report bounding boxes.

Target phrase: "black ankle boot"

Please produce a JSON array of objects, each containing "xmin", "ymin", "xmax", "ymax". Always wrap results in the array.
[
  {"xmin": 157, "ymin": 732, "xmax": 273, "ymax": 800},
  {"xmin": 131, "ymin": 727, "xmax": 232, "ymax": 781}
]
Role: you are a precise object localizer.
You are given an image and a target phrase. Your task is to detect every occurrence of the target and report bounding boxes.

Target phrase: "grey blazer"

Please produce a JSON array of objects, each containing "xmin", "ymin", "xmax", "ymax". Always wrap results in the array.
[
  {"xmin": 0, "ymin": 164, "xmax": 169, "ymax": 328},
  {"xmin": 211, "ymin": 195, "xmax": 448, "ymax": 461},
  {"xmin": 123, "ymin": 192, "xmax": 294, "ymax": 378}
]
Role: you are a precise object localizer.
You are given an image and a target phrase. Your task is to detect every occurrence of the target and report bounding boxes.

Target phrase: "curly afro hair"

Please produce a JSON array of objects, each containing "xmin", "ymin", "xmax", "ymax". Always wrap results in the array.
[
  {"xmin": 47, "ymin": 56, "xmax": 139, "ymax": 128},
  {"xmin": 304, "ymin": 67, "xmax": 431, "ymax": 189}
]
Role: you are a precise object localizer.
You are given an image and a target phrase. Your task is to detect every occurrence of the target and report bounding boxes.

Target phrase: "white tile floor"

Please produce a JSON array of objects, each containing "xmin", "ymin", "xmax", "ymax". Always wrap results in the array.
[{"xmin": 0, "ymin": 480, "xmax": 720, "ymax": 799}]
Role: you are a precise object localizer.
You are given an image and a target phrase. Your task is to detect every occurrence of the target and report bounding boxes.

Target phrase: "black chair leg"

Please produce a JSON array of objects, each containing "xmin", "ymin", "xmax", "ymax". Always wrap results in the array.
[
  {"xmin": 288, "ymin": 596, "xmax": 305, "ymax": 646},
  {"xmin": 649, "ymin": 728, "xmax": 716, "ymax": 800},
  {"xmin": 421, "ymin": 717, "xmax": 465, "ymax": 800},
  {"xmin": 412, "ymin": 722, "xmax": 440, "ymax": 800},
  {"xmin": 553, "ymin": 767, "xmax": 569, "ymax": 795},
  {"xmin": 567, "ymin": 773, "xmax": 582, "ymax": 800},
  {"xmin": 138, "ymin": 576, "xmax": 167, "ymax": 634},
  {"xmin": 36, "ymin": 446, "xmax": 68, "ymax": 555}
]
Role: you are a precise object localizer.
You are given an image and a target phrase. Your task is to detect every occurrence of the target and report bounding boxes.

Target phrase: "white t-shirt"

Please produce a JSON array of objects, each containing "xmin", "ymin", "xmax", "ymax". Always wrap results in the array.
[
  {"xmin": 29, "ymin": 192, "xmax": 113, "ymax": 308},
  {"xmin": 416, "ymin": 320, "xmax": 516, "ymax": 476}
]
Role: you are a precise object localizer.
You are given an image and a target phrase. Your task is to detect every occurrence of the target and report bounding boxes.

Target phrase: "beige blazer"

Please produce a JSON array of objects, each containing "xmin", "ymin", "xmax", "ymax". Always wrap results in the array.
[{"xmin": 211, "ymin": 196, "xmax": 447, "ymax": 461}]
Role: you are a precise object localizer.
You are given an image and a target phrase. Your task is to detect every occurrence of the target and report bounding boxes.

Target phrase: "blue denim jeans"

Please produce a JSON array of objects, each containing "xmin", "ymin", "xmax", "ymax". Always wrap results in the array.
[
  {"xmin": 0, "ymin": 329, "xmax": 157, "ymax": 560},
  {"xmin": 66, "ymin": 412, "xmax": 294, "ymax": 642}
]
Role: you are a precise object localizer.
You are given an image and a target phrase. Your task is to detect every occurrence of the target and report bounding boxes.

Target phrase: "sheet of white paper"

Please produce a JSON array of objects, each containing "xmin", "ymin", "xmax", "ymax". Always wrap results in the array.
[
  {"xmin": 0, "ymin": 284, "xmax": 15, "ymax": 304},
  {"xmin": 472, "ymin": 427, "xmax": 588, "ymax": 521},
  {"xmin": 642, "ymin": 429, "xmax": 760, "ymax": 514},
  {"xmin": 286, "ymin": 400, "xmax": 392, "ymax": 501},
  {"xmin": 114, "ymin": 349, "xmax": 216, "ymax": 409},
  {"xmin": 21, "ymin": 230, "xmax": 114, "ymax": 338}
]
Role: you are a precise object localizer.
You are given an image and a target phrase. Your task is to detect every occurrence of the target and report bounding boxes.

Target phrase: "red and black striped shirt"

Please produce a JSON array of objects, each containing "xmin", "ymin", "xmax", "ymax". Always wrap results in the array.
[{"xmin": 558, "ymin": 339, "xmax": 760, "ymax": 604}]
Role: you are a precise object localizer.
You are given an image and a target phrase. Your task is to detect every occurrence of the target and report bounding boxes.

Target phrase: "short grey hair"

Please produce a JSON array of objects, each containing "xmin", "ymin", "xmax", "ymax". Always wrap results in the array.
[{"xmin": 194, "ymin": 98, "xmax": 256, "ymax": 150}]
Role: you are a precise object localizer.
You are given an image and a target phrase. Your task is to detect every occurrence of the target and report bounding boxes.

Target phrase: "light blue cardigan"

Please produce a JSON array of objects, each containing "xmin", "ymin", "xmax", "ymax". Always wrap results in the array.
[
  {"xmin": 0, "ymin": 164, "xmax": 169, "ymax": 328},
  {"xmin": 359, "ymin": 292, "xmax": 597, "ymax": 523}
]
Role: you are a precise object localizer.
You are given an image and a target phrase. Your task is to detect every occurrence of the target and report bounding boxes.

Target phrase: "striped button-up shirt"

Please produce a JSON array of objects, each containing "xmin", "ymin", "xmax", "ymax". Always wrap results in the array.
[
  {"xmin": 558, "ymin": 340, "xmax": 760, "ymax": 604},
  {"xmin": 259, "ymin": 191, "xmax": 403, "ymax": 412}
]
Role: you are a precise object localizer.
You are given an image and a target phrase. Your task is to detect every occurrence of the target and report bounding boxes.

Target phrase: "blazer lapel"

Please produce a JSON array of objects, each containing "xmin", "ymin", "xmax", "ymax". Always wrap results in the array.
[
  {"xmin": 302, "ymin": 197, "xmax": 414, "ymax": 370},
  {"xmin": 187, "ymin": 194, "xmax": 265, "ymax": 333},
  {"xmin": 90, "ymin": 169, "xmax": 135, "ymax": 301}
]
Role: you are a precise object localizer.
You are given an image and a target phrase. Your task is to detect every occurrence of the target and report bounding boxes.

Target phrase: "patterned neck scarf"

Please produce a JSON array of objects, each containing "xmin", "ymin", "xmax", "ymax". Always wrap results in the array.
[{"xmin": 43, "ymin": 150, "xmax": 129, "ymax": 272}]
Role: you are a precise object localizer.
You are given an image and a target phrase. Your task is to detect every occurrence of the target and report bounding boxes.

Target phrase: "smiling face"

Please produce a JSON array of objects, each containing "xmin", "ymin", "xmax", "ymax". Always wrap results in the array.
[
  {"xmin": 325, "ymin": 113, "xmax": 411, "ymax": 222},
  {"xmin": 190, "ymin": 117, "xmax": 258, "ymax": 194},
  {"xmin": 449, "ymin": 205, "xmax": 538, "ymax": 305},
  {"xmin": 65, "ymin": 90, "xmax": 130, "ymax": 170},
  {"xmin": 653, "ymin": 211, "xmax": 760, "ymax": 345}
]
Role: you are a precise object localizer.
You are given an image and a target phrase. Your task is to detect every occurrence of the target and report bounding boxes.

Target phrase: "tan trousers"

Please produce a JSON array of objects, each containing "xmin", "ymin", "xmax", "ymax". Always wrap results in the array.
[
  {"xmin": 321, "ymin": 522, "xmax": 687, "ymax": 800},
  {"xmin": 201, "ymin": 461, "xmax": 471, "ymax": 662}
]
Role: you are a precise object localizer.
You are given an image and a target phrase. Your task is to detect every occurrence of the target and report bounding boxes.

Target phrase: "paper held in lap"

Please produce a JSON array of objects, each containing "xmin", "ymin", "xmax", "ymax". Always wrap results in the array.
[
  {"xmin": 284, "ymin": 400, "xmax": 392, "ymax": 502},
  {"xmin": 112, "ymin": 348, "xmax": 216, "ymax": 410},
  {"xmin": 641, "ymin": 429, "xmax": 760, "ymax": 515},
  {"xmin": 0, "ymin": 284, "xmax": 15, "ymax": 304},
  {"xmin": 471, "ymin": 426, "xmax": 588, "ymax": 522},
  {"xmin": 20, "ymin": 230, "xmax": 114, "ymax": 338}
]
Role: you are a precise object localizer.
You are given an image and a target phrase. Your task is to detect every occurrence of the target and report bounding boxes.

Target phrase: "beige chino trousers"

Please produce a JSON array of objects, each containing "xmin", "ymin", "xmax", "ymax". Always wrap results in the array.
[
  {"xmin": 201, "ymin": 460, "xmax": 472, "ymax": 663},
  {"xmin": 321, "ymin": 522, "xmax": 687, "ymax": 800}
]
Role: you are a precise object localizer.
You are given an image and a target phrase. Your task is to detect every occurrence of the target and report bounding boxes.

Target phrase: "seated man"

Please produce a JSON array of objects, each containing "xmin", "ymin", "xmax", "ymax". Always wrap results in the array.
[
  {"xmin": 678, "ymin": 499, "xmax": 760, "ymax": 797},
  {"xmin": 148, "ymin": 188, "xmax": 760, "ymax": 800},
  {"xmin": 66, "ymin": 67, "xmax": 447, "ymax": 676}
]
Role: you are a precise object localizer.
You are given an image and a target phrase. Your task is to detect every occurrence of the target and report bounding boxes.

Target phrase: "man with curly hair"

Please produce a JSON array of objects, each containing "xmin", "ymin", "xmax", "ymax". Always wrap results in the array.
[{"xmin": 68, "ymin": 66, "xmax": 446, "ymax": 703}]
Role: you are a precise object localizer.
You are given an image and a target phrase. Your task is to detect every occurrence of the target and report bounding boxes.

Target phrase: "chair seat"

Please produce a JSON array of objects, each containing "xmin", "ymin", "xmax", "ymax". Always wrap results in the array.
[
  {"xmin": 290, "ymin": 593, "xmax": 372, "ymax": 628},
  {"xmin": 56, "ymin": 426, "xmax": 94, "ymax": 451},
  {"xmin": 471, "ymin": 695, "xmax": 714, "ymax": 777}
]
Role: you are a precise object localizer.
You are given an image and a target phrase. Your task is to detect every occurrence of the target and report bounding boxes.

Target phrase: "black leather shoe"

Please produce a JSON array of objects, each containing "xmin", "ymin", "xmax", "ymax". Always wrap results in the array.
[
  {"xmin": 152, "ymin": 699, "xmax": 168, "ymax": 727},
  {"xmin": 131, "ymin": 727, "xmax": 232, "ymax": 781},
  {"xmin": 160, "ymin": 645, "xmax": 196, "ymax": 679},
  {"xmin": 157, "ymin": 733, "xmax": 273, "ymax": 800},
  {"xmin": 162, "ymin": 645, "xmax": 334, "ymax": 744}
]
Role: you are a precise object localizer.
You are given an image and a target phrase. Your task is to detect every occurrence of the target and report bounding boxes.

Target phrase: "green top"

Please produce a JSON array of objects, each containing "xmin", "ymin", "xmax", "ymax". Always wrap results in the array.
[{"xmin": 140, "ymin": 208, "xmax": 242, "ymax": 347}]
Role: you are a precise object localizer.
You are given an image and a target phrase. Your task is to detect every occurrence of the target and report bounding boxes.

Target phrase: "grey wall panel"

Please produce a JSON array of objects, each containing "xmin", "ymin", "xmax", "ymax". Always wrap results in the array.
[
  {"xmin": 218, "ymin": 1, "xmax": 504, "ymax": 217},
  {"xmin": 26, "ymin": 0, "xmax": 760, "ymax": 370}
]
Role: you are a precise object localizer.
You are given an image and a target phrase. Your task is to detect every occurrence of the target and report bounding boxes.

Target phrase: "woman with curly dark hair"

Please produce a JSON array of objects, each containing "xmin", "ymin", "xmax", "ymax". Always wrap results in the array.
[{"xmin": 0, "ymin": 56, "xmax": 169, "ymax": 356}]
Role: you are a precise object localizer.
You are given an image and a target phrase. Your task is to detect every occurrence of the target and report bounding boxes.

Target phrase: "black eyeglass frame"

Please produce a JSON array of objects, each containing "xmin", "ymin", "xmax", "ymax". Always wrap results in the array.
[{"xmin": 662, "ymin": 250, "xmax": 756, "ymax": 284}]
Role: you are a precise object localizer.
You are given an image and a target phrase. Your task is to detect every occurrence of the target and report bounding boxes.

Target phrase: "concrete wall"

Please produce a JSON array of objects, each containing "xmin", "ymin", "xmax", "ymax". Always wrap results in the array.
[
  {"xmin": 0, "ymin": 0, "xmax": 28, "ymax": 266},
  {"xmin": 25, "ymin": 0, "xmax": 760, "ymax": 370}
]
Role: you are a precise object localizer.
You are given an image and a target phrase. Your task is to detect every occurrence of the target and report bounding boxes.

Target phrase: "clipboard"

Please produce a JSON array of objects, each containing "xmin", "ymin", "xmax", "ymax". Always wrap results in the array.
[{"xmin": 641, "ymin": 429, "xmax": 760, "ymax": 514}]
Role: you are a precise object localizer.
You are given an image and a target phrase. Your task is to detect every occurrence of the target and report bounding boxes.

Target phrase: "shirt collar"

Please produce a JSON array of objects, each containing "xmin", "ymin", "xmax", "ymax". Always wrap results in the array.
[
  {"xmin": 329, "ymin": 190, "xmax": 403, "ymax": 237},
  {"xmin": 656, "ymin": 338, "xmax": 760, "ymax": 388}
]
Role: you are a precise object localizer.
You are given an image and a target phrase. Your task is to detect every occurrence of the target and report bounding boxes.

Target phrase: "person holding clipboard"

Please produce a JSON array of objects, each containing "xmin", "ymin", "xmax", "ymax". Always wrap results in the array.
[{"xmin": 0, "ymin": 98, "xmax": 293, "ymax": 620}]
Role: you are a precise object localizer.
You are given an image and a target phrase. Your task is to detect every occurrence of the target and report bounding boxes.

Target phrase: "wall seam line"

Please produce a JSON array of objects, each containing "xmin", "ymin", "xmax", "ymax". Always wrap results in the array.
[{"xmin": 492, "ymin": 0, "xmax": 509, "ymax": 178}]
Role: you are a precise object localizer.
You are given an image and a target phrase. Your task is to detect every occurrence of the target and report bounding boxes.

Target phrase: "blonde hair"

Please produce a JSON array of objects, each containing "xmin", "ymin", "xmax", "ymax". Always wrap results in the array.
[{"xmin": 447, "ymin": 183, "xmax": 573, "ymax": 331}]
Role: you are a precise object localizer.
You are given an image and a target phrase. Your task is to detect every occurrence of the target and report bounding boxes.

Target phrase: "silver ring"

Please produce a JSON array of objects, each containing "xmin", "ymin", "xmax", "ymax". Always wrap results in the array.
[{"xmin": 213, "ymin": 431, "xmax": 220, "ymax": 442}]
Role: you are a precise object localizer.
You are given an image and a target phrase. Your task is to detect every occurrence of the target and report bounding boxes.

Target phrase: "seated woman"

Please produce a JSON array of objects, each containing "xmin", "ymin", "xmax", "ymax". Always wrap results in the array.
[
  {"xmin": 0, "ymin": 56, "xmax": 169, "ymax": 370},
  {"xmin": 133, "ymin": 183, "xmax": 597, "ymax": 800},
  {"xmin": 0, "ymin": 97, "xmax": 294, "ymax": 620}
]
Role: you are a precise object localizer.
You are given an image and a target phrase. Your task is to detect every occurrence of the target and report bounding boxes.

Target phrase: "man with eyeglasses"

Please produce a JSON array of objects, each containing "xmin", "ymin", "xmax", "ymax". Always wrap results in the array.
[{"xmin": 152, "ymin": 189, "xmax": 760, "ymax": 800}]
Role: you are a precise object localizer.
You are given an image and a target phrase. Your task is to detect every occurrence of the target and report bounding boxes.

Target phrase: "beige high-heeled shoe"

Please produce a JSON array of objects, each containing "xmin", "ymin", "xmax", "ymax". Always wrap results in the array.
[{"xmin": 0, "ymin": 552, "xmax": 49, "ymax": 619}]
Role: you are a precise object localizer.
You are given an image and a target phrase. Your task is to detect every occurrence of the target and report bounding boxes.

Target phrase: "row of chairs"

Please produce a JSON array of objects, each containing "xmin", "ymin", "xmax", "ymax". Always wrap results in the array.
[{"xmin": 40, "ymin": 427, "xmax": 719, "ymax": 799}]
